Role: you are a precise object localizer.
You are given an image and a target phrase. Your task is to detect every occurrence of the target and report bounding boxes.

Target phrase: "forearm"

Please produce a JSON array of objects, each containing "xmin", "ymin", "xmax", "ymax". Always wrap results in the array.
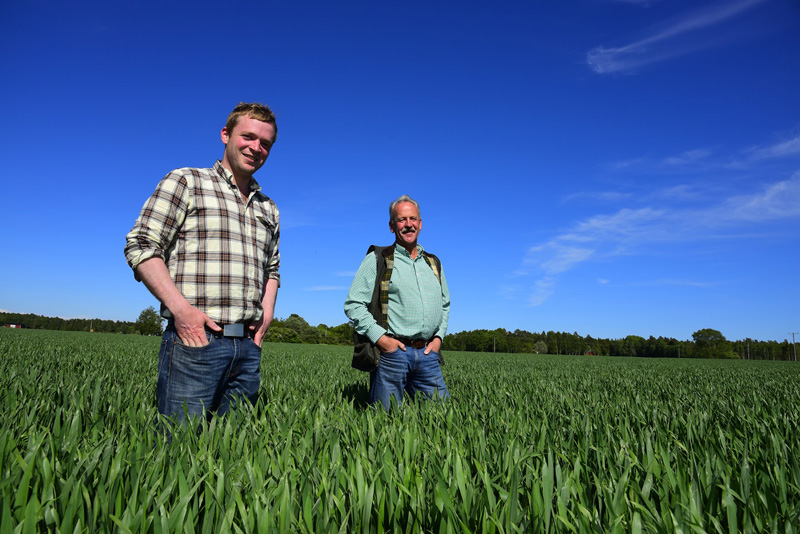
[
  {"xmin": 135, "ymin": 258, "xmax": 191, "ymax": 316},
  {"xmin": 250, "ymin": 277, "xmax": 278, "ymax": 347},
  {"xmin": 344, "ymin": 299, "xmax": 385, "ymax": 340},
  {"xmin": 136, "ymin": 257, "xmax": 218, "ymax": 345},
  {"xmin": 344, "ymin": 254, "xmax": 386, "ymax": 342},
  {"xmin": 260, "ymin": 278, "xmax": 279, "ymax": 328}
]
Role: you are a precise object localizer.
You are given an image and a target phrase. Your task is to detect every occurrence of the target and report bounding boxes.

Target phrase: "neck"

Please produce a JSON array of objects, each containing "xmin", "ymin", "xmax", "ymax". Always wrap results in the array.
[
  {"xmin": 234, "ymin": 176, "xmax": 250, "ymax": 197},
  {"xmin": 222, "ymin": 164, "xmax": 251, "ymax": 201},
  {"xmin": 397, "ymin": 240, "xmax": 418, "ymax": 258}
]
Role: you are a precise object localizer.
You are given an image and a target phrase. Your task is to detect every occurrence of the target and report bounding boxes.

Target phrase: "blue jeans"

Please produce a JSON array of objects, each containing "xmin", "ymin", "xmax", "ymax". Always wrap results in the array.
[
  {"xmin": 369, "ymin": 346, "xmax": 449, "ymax": 410},
  {"xmin": 157, "ymin": 326, "xmax": 262, "ymax": 424}
]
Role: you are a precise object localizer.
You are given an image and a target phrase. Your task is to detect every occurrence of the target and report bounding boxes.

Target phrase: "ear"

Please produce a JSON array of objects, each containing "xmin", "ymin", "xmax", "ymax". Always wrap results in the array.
[
  {"xmin": 220, "ymin": 127, "xmax": 229, "ymax": 145},
  {"xmin": 389, "ymin": 221, "xmax": 395, "ymax": 233}
]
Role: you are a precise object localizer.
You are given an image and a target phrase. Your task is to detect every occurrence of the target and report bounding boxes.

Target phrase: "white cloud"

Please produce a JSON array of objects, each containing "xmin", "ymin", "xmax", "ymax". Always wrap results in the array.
[
  {"xmin": 524, "ymin": 243, "xmax": 594, "ymax": 275},
  {"xmin": 604, "ymin": 135, "xmax": 800, "ymax": 181},
  {"xmin": 569, "ymin": 207, "xmax": 669, "ymax": 244},
  {"xmin": 529, "ymin": 278, "xmax": 556, "ymax": 307},
  {"xmin": 520, "ymin": 172, "xmax": 800, "ymax": 306},
  {"xmin": 587, "ymin": 0, "xmax": 766, "ymax": 74},
  {"xmin": 749, "ymin": 136, "xmax": 800, "ymax": 161},
  {"xmin": 662, "ymin": 149, "xmax": 713, "ymax": 166},
  {"xmin": 718, "ymin": 171, "xmax": 800, "ymax": 222},
  {"xmin": 605, "ymin": 149, "xmax": 717, "ymax": 175}
]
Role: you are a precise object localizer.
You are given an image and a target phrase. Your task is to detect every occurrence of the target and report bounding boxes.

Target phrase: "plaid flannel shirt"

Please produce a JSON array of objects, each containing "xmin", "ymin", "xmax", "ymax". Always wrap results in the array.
[{"xmin": 125, "ymin": 161, "xmax": 280, "ymax": 324}]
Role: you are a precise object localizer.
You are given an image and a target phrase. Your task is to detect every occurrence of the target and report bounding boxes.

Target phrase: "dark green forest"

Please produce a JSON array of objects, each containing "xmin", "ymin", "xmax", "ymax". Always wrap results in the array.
[
  {"xmin": 1, "ymin": 312, "xmax": 139, "ymax": 334},
  {"xmin": 2, "ymin": 310, "xmax": 796, "ymax": 360}
]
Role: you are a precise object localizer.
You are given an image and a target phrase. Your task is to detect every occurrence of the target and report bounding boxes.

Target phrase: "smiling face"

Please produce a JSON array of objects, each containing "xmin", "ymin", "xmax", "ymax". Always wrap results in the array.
[
  {"xmin": 390, "ymin": 201, "xmax": 422, "ymax": 253},
  {"xmin": 220, "ymin": 115, "xmax": 276, "ymax": 182}
]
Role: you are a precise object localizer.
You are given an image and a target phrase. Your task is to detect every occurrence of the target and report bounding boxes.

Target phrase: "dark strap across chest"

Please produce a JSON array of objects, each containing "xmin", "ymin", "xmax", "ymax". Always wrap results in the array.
[{"xmin": 366, "ymin": 245, "xmax": 441, "ymax": 329}]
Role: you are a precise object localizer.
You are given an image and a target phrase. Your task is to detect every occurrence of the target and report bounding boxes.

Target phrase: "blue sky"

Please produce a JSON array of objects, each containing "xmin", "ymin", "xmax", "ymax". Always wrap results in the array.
[{"xmin": 1, "ymin": 0, "xmax": 798, "ymax": 342}]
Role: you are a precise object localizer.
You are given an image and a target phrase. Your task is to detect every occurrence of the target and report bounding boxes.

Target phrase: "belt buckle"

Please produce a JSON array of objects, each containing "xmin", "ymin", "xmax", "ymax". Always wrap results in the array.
[
  {"xmin": 411, "ymin": 339, "xmax": 426, "ymax": 349},
  {"xmin": 223, "ymin": 323, "xmax": 245, "ymax": 337}
]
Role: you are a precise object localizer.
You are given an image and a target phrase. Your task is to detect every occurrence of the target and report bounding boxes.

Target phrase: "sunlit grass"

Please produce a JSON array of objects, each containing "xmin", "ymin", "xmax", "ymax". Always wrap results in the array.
[{"xmin": 1, "ymin": 329, "xmax": 798, "ymax": 532}]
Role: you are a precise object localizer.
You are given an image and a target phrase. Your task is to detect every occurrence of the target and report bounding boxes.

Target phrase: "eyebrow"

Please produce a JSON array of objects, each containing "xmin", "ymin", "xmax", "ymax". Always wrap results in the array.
[{"xmin": 242, "ymin": 131, "xmax": 273, "ymax": 146}]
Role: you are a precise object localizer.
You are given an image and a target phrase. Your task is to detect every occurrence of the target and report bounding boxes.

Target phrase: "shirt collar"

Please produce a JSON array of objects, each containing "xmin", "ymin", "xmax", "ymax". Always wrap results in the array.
[
  {"xmin": 213, "ymin": 160, "xmax": 262, "ymax": 194},
  {"xmin": 394, "ymin": 242, "xmax": 424, "ymax": 258}
]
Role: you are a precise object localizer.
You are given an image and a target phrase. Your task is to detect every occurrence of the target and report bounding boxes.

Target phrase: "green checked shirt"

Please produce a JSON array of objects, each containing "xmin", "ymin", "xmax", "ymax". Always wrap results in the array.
[
  {"xmin": 344, "ymin": 244, "xmax": 450, "ymax": 344},
  {"xmin": 124, "ymin": 161, "xmax": 280, "ymax": 324}
]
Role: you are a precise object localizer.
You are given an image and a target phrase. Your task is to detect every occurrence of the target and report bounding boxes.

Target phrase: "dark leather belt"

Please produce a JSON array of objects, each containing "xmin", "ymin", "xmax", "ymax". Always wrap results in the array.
[
  {"xmin": 390, "ymin": 335, "xmax": 429, "ymax": 349},
  {"xmin": 167, "ymin": 320, "xmax": 253, "ymax": 338}
]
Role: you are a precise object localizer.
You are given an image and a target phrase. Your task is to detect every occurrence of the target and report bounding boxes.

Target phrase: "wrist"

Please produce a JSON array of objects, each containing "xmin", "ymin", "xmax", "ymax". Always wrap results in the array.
[{"xmin": 169, "ymin": 299, "xmax": 194, "ymax": 319}]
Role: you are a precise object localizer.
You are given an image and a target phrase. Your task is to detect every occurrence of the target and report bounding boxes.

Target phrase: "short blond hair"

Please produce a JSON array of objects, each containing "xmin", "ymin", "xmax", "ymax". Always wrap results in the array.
[{"xmin": 225, "ymin": 102, "xmax": 278, "ymax": 142}]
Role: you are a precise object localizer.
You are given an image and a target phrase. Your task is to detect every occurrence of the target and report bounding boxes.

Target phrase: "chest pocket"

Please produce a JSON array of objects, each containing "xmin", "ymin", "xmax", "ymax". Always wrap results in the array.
[{"xmin": 254, "ymin": 214, "xmax": 275, "ymax": 248}]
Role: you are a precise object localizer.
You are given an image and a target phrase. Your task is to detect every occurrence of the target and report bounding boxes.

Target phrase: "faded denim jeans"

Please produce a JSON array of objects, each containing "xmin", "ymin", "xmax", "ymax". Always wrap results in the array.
[
  {"xmin": 157, "ymin": 326, "xmax": 261, "ymax": 425},
  {"xmin": 369, "ymin": 346, "xmax": 449, "ymax": 410}
]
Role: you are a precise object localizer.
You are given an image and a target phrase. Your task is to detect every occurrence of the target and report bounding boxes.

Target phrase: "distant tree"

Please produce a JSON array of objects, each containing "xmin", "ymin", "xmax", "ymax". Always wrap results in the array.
[
  {"xmin": 284, "ymin": 313, "xmax": 319, "ymax": 343},
  {"xmin": 623, "ymin": 335, "xmax": 646, "ymax": 357},
  {"xmin": 264, "ymin": 325, "xmax": 302, "ymax": 343},
  {"xmin": 327, "ymin": 323, "xmax": 353, "ymax": 345},
  {"xmin": 534, "ymin": 340, "xmax": 548, "ymax": 354},
  {"xmin": 692, "ymin": 328, "xmax": 735, "ymax": 358},
  {"xmin": 136, "ymin": 306, "xmax": 163, "ymax": 336}
]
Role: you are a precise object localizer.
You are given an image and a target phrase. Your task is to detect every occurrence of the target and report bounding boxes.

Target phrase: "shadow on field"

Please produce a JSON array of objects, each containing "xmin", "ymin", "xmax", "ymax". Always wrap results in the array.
[{"xmin": 341, "ymin": 381, "xmax": 370, "ymax": 410}]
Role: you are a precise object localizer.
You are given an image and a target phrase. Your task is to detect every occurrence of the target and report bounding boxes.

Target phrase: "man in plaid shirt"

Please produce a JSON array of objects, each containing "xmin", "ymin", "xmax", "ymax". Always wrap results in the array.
[{"xmin": 125, "ymin": 102, "xmax": 280, "ymax": 424}]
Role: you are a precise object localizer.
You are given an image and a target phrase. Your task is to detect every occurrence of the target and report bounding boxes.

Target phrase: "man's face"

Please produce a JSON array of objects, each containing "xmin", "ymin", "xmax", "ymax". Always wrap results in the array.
[
  {"xmin": 390, "ymin": 202, "xmax": 422, "ymax": 248},
  {"xmin": 220, "ymin": 116, "xmax": 276, "ymax": 180}
]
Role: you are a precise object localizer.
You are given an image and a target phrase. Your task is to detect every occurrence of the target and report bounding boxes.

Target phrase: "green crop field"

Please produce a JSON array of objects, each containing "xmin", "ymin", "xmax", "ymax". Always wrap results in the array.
[{"xmin": 1, "ymin": 328, "xmax": 798, "ymax": 533}]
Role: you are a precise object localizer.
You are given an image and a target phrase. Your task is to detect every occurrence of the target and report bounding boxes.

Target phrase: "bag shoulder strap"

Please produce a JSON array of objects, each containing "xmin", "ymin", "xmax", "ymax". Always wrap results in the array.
[
  {"xmin": 421, "ymin": 251, "xmax": 442, "ymax": 285},
  {"xmin": 365, "ymin": 245, "xmax": 394, "ymax": 328},
  {"xmin": 367, "ymin": 246, "xmax": 442, "ymax": 330}
]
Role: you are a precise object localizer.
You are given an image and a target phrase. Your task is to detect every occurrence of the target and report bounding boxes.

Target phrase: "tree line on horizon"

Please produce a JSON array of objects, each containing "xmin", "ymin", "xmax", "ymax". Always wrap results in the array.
[
  {"xmin": 2, "ymin": 310, "xmax": 796, "ymax": 361},
  {"xmin": 1, "ymin": 311, "xmax": 140, "ymax": 335}
]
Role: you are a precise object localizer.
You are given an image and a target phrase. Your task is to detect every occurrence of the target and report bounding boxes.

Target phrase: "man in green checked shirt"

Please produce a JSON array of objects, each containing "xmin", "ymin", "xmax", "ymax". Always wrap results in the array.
[
  {"xmin": 345, "ymin": 195, "xmax": 451, "ymax": 409},
  {"xmin": 124, "ymin": 102, "xmax": 280, "ymax": 426}
]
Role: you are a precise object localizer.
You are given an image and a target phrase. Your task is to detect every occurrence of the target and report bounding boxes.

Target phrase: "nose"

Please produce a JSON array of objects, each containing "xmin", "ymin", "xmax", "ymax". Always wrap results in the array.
[{"xmin": 248, "ymin": 143, "xmax": 264, "ymax": 159}]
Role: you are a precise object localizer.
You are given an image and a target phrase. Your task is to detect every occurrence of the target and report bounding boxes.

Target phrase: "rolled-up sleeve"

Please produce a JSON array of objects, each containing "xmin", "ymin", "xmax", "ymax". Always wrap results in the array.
[
  {"xmin": 124, "ymin": 172, "xmax": 188, "ymax": 281},
  {"xmin": 435, "ymin": 266, "xmax": 450, "ymax": 340},
  {"xmin": 263, "ymin": 209, "xmax": 281, "ymax": 287},
  {"xmin": 344, "ymin": 253, "xmax": 386, "ymax": 343}
]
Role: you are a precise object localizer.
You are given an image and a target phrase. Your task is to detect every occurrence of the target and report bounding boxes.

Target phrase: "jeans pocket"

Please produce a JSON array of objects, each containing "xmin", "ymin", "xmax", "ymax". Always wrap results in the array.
[{"xmin": 174, "ymin": 330, "xmax": 215, "ymax": 350}]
